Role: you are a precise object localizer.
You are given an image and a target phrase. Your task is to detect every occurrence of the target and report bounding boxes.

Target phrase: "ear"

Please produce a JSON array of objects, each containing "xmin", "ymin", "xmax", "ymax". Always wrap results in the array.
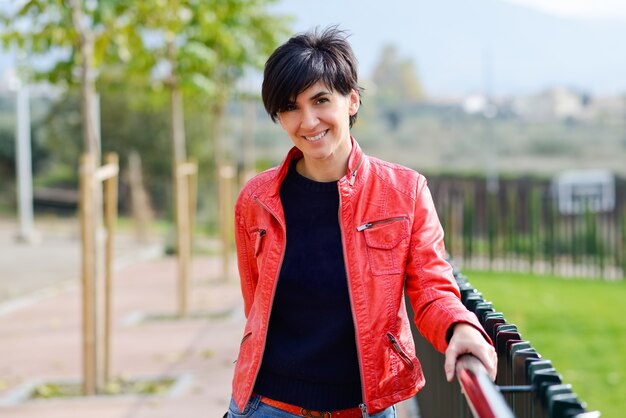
[{"xmin": 348, "ymin": 88, "xmax": 360, "ymax": 116}]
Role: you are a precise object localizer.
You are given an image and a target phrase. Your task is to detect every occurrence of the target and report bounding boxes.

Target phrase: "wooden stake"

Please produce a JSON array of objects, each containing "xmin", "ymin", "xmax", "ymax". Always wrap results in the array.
[
  {"xmin": 103, "ymin": 153, "xmax": 118, "ymax": 384},
  {"xmin": 79, "ymin": 153, "xmax": 96, "ymax": 396},
  {"xmin": 128, "ymin": 151, "xmax": 153, "ymax": 242},
  {"xmin": 80, "ymin": 152, "xmax": 118, "ymax": 395},
  {"xmin": 176, "ymin": 163, "xmax": 190, "ymax": 317},
  {"xmin": 174, "ymin": 161, "xmax": 198, "ymax": 317},
  {"xmin": 188, "ymin": 160, "xmax": 197, "ymax": 264}
]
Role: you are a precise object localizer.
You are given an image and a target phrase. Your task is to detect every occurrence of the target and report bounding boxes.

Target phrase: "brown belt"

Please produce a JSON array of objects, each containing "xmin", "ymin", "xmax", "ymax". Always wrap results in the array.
[{"xmin": 259, "ymin": 395, "xmax": 364, "ymax": 418}]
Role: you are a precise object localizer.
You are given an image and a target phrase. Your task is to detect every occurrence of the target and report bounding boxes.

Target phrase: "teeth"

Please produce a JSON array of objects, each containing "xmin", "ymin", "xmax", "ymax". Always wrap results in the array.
[{"xmin": 305, "ymin": 130, "xmax": 327, "ymax": 141}]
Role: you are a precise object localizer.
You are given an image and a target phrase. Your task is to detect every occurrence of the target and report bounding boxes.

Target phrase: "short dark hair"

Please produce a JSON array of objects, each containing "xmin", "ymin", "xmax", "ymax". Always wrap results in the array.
[{"xmin": 262, "ymin": 26, "xmax": 363, "ymax": 128}]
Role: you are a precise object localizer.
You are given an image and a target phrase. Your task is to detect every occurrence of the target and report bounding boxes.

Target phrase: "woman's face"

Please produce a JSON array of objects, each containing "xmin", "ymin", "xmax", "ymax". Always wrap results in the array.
[{"xmin": 277, "ymin": 80, "xmax": 360, "ymax": 174}]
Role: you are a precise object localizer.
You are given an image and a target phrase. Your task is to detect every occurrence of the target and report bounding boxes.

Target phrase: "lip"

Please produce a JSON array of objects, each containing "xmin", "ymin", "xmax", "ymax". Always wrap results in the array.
[{"xmin": 302, "ymin": 129, "xmax": 329, "ymax": 142}]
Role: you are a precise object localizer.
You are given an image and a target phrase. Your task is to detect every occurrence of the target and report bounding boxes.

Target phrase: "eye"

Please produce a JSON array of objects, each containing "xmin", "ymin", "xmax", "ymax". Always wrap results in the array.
[
  {"xmin": 315, "ymin": 97, "xmax": 329, "ymax": 105},
  {"xmin": 281, "ymin": 103, "xmax": 297, "ymax": 112}
]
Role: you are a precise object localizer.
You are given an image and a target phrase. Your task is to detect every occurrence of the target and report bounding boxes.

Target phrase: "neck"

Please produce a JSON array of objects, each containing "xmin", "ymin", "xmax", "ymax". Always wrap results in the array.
[
  {"xmin": 296, "ymin": 159, "xmax": 345, "ymax": 182},
  {"xmin": 297, "ymin": 138, "xmax": 353, "ymax": 182}
]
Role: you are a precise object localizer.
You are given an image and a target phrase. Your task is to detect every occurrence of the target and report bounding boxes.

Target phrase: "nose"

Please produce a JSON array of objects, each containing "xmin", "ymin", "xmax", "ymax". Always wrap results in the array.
[{"xmin": 300, "ymin": 106, "xmax": 319, "ymax": 130}]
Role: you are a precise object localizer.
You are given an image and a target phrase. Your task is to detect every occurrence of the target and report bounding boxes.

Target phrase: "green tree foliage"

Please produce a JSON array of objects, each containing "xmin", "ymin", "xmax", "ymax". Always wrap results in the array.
[
  {"xmin": 372, "ymin": 44, "xmax": 424, "ymax": 103},
  {"xmin": 0, "ymin": 1, "xmax": 131, "ymax": 157},
  {"xmin": 371, "ymin": 44, "xmax": 424, "ymax": 130},
  {"xmin": 1, "ymin": 1, "xmax": 290, "ymax": 221},
  {"xmin": 115, "ymin": 0, "xmax": 289, "ymax": 163},
  {"xmin": 112, "ymin": 0, "xmax": 290, "ymax": 242},
  {"xmin": 0, "ymin": 1, "xmax": 127, "ymax": 86}
]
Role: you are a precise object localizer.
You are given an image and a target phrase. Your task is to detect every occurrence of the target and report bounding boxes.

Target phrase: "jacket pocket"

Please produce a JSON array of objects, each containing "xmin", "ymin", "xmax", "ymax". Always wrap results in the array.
[
  {"xmin": 234, "ymin": 331, "xmax": 253, "ymax": 365},
  {"xmin": 248, "ymin": 226, "xmax": 268, "ymax": 258},
  {"xmin": 357, "ymin": 216, "xmax": 409, "ymax": 275},
  {"xmin": 240, "ymin": 331, "xmax": 252, "ymax": 345},
  {"xmin": 253, "ymin": 228, "xmax": 266, "ymax": 256},
  {"xmin": 387, "ymin": 332, "xmax": 414, "ymax": 370},
  {"xmin": 377, "ymin": 331, "xmax": 420, "ymax": 397}
]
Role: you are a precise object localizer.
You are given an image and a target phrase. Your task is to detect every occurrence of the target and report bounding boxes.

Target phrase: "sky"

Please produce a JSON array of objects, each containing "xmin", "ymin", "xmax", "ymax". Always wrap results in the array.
[
  {"xmin": 504, "ymin": 0, "xmax": 626, "ymax": 21},
  {"xmin": 272, "ymin": 0, "xmax": 626, "ymax": 96},
  {"xmin": 2, "ymin": 0, "xmax": 626, "ymax": 97}
]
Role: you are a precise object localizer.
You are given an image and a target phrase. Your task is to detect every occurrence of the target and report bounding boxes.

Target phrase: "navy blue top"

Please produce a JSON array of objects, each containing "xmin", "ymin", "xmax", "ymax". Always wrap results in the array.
[{"xmin": 254, "ymin": 160, "xmax": 362, "ymax": 410}]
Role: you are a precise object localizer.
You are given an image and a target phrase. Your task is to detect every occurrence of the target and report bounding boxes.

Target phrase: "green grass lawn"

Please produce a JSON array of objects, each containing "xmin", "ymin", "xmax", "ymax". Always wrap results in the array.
[{"xmin": 465, "ymin": 270, "xmax": 626, "ymax": 418}]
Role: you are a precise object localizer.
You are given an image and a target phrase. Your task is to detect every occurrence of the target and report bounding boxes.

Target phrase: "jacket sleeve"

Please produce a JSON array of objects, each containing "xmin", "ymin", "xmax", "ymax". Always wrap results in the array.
[
  {"xmin": 234, "ymin": 191, "xmax": 259, "ymax": 318},
  {"xmin": 404, "ymin": 176, "xmax": 491, "ymax": 353}
]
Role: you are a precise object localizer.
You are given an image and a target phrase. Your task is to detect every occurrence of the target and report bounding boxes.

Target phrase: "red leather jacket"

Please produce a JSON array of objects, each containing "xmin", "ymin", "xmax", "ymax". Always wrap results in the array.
[{"xmin": 232, "ymin": 139, "xmax": 488, "ymax": 414}]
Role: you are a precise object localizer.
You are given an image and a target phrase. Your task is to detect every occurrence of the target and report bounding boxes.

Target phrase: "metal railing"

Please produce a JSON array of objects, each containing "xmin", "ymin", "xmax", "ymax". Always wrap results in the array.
[
  {"xmin": 406, "ymin": 267, "xmax": 601, "ymax": 418},
  {"xmin": 456, "ymin": 354, "xmax": 515, "ymax": 418}
]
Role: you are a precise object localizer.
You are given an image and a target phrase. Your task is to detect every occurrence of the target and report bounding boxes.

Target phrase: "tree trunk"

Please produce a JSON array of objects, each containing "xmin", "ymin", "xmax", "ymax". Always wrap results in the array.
[
  {"xmin": 69, "ymin": 0, "xmax": 104, "ymax": 395},
  {"xmin": 69, "ymin": 0, "xmax": 99, "ymax": 160},
  {"xmin": 170, "ymin": 84, "xmax": 186, "ymax": 164},
  {"xmin": 166, "ymin": 35, "xmax": 186, "ymax": 165}
]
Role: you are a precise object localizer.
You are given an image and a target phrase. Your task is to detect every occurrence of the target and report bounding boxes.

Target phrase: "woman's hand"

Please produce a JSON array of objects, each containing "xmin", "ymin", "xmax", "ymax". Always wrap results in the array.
[{"xmin": 444, "ymin": 323, "xmax": 497, "ymax": 382}]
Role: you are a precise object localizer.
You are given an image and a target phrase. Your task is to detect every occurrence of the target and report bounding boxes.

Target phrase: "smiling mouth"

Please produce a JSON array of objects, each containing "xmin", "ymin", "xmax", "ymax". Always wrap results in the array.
[{"xmin": 304, "ymin": 130, "xmax": 328, "ymax": 142}]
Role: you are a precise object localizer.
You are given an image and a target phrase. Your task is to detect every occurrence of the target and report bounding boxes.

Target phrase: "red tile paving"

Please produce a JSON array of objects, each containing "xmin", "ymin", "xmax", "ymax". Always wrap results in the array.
[{"xmin": 0, "ymin": 252, "xmax": 243, "ymax": 418}]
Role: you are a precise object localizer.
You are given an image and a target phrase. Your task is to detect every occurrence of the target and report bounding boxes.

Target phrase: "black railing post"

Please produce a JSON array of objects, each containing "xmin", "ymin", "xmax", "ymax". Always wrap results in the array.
[{"xmin": 403, "ymin": 262, "xmax": 601, "ymax": 418}]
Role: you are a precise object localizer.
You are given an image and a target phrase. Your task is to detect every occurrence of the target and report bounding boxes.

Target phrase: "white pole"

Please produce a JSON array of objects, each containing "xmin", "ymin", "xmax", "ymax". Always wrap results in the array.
[{"xmin": 15, "ymin": 77, "xmax": 35, "ymax": 243}]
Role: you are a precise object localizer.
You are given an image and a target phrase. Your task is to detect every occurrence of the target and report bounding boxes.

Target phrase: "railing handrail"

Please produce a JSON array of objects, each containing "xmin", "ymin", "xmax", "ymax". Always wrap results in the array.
[
  {"xmin": 410, "ymin": 264, "xmax": 601, "ymax": 418},
  {"xmin": 456, "ymin": 354, "xmax": 515, "ymax": 418}
]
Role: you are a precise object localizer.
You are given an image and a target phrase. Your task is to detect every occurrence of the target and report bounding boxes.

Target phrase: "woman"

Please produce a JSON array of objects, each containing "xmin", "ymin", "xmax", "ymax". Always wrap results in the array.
[{"xmin": 228, "ymin": 27, "xmax": 497, "ymax": 418}]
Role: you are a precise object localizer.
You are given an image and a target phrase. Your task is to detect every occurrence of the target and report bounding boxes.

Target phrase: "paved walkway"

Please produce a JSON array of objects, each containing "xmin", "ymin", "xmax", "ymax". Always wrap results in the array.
[
  {"xmin": 0, "ymin": 216, "xmax": 243, "ymax": 417},
  {"xmin": 0, "ymin": 216, "xmax": 414, "ymax": 418},
  {"xmin": 0, "ymin": 255, "xmax": 243, "ymax": 417},
  {"xmin": 0, "ymin": 216, "xmax": 163, "ymax": 304}
]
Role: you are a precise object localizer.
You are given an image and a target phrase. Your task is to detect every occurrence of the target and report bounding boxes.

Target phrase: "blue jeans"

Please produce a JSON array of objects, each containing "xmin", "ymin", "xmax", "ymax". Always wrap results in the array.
[{"xmin": 227, "ymin": 394, "xmax": 397, "ymax": 418}]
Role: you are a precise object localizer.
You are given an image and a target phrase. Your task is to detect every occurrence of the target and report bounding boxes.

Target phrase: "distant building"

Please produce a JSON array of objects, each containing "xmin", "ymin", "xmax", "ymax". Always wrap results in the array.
[
  {"xmin": 513, "ymin": 87, "xmax": 585, "ymax": 122},
  {"xmin": 553, "ymin": 169, "xmax": 615, "ymax": 215},
  {"xmin": 580, "ymin": 95, "xmax": 626, "ymax": 123}
]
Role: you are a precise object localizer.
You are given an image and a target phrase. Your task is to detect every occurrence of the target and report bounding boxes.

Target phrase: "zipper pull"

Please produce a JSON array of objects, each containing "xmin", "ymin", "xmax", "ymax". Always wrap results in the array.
[
  {"xmin": 356, "ymin": 222, "xmax": 372, "ymax": 232},
  {"xmin": 349, "ymin": 168, "xmax": 358, "ymax": 186},
  {"xmin": 359, "ymin": 403, "xmax": 369, "ymax": 418}
]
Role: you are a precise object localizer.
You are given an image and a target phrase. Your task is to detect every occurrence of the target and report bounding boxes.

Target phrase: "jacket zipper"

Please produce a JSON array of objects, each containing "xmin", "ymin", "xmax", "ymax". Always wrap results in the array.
[
  {"xmin": 356, "ymin": 216, "xmax": 407, "ymax": 232},
  {"xmin": 241, "ymin": 331, "xmax": 252, "ymax": 345},
  {"xmin": 337, "ymin": 188, "xmax": 369, "ymax": 417},
  {"xmin": 248, "ymin": 197, "xmax": 287, "ymax": 404},
  {"xmin": 387, "ymin": 333, "xmax": 415, "ymax": 369},
  {"xmin": 349, "ymin": 155, "xmax": 364, "ymax": 186},
  {"xmin": 233, "ymin": 331, "xmax": 254, "ymax": 364},
  {"xmin": 246, "ymin": 156, "xmax": 366, "ymax": 413}
]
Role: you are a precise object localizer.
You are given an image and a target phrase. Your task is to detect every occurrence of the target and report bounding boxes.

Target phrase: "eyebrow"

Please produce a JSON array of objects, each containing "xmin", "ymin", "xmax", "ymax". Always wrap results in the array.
[
  {"xmin": 309, "ymin": 91, "xmax": 330, "ymax": 101},
  {"xmin": 285, "ymin": 89, "xmax": 331, "ymax": 107}
]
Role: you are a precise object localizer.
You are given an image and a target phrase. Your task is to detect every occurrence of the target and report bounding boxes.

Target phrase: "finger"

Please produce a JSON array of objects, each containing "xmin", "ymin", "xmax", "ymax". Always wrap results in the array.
[
  {"xmin": 444, "ymin": 349, "xmax": 457, "ymax": 382},
  {"xmin": 475, "ymin": 346, "xmax": 497, "ymax": 381},
  {"xmin": 489, "ymin": 349, "xmax": 498, "ymax": 381}
]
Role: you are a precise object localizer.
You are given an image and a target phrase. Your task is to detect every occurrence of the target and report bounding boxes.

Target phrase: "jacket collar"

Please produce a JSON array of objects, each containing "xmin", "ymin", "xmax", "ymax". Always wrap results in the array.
[
  {"xmin": 270, "ymin": 136, "xmax": 365, "ymax": 194},
  {"xmin": 253, "ymin": 138, "xmax": 367, "ymax": 223},
  {"xmin": 344, "ymin": 138, "xmax": 366, "ymax": 189},
  {"xmin": 251, "ymin": 137, "xmax": 367, "ymax": 229}
]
